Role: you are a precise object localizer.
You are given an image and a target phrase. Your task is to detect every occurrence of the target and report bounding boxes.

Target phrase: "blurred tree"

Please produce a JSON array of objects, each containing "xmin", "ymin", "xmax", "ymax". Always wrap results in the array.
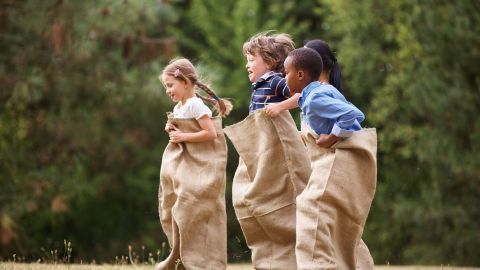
[
  {"xmin": 319, "ymin": 0, "xmax": 480, "ymax": 265},
  {"xmin": 0, "ymin": 0, "xmax": 177, "ymax": 261}
]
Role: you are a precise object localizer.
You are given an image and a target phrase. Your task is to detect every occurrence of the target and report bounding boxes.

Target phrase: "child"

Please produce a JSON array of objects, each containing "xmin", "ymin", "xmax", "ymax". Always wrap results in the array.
[
  {"xmin": 224, "ymin": 32, "xmax": 310, "ymax": 270},
  {"xmin": 162, "ymin": 58, "xmax": 232, "ymax": 141},
  {"xmin": 284, "ymin": 48, "xmax": 377, "ymax": 270},
  {"xmin": 244, "ymin": 31, "xmax": 294, "ymax": 112},
  {"xmin": 156, "ymin": 58, "xmax": 232, "ymax": 270},
  {"xmin": 304, "ymin": 39, "xmax": 343, "ymax": 91},
  {"xmin": 269, "ymin": 39, "xmax": 375, "ymax": 269},
  {"xmin": 302, "ymin": 39, "xmax": 375, "ymax": 270}
]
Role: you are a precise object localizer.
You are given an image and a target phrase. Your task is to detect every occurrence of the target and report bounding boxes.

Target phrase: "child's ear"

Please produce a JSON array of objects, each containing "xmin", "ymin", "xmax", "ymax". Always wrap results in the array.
[
  {"xmin": 184, "ymin": 78, "xmax": 194, "ymax": 88},
  {"xmin": 297, "ymin": 70, "xmax": 305, "ymax": 81}
]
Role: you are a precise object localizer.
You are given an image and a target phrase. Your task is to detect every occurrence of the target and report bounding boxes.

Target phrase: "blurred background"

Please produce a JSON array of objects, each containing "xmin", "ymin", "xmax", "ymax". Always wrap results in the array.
[{"xmin": 1, "ymin": 0, "xmax": 479, "ymax": 266}]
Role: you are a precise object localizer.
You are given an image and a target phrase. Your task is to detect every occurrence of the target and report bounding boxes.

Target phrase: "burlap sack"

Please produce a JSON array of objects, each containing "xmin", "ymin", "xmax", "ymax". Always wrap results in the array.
[
  {"xmin": 224, "ymin": 110, "xmax": 310, "ymax": 270},
  {"xmin": 296, "ymin": 127, "xmax": 377, "ymax": 270},
  {"xmin": 356, "ymin": 239, "xmax": 374, "ymax": 270},
  {"xmin": 157, "ymin": 115, "xmax": 227, "ymax": 270}
]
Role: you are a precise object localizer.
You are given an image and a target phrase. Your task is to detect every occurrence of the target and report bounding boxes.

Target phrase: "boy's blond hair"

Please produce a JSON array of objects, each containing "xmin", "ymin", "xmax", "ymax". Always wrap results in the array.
[{"xmin": 243, "ymin": 31, "xmax": 295, "ymax": 74}]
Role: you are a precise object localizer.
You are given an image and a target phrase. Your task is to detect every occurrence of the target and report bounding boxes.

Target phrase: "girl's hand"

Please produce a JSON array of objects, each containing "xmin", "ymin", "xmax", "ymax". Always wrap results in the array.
[
  {"xmin": 168, "ymin": 126, "xmax": 185, "ymax": 143},
  {"xmin": 316, "ymin": 134, "xmax": 339, "ymax": 148},
  {"xmin": 165, "ymin": 122, "xmax": 176, "ymax": 133},
  {"xmin": 264, "ymin": 103, "xmax": 283, "ymax": 117}
]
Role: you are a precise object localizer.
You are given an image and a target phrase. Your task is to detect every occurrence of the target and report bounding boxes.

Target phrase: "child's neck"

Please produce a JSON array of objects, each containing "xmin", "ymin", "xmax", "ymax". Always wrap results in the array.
[
  {"xmin": 257, "ymin": 70, "xmax": 273, "ymax": 82},
  {"xmin": 299, "ymin": 79, "xmax": 317, "ymax": 92},
  {"xmin": 319, "ymin": 71, "xmax": 330, "ymax": 84},
  {"xmin": 180, "ymin": 92, "xmax": 195, "ymax": 105}
]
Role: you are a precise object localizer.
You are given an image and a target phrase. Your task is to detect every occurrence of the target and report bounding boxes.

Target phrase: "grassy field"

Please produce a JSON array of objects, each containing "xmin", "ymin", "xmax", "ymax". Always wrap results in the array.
[{"xmin": 0, "ymin": 264, "xmax": 479, "ymax": 270}]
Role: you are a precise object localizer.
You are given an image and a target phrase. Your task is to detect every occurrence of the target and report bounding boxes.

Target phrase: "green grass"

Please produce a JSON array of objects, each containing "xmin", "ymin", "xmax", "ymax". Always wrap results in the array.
[{"xmin": 0, "ymin": 264, "xmax": 479, "ymax": 270}]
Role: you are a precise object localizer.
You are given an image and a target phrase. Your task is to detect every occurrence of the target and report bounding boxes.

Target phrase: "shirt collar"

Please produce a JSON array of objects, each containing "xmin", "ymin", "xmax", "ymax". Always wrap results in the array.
[
  {"xmin": 177, "ymin": 96, "xmax": 197, "ymax": 107},
  {"xmin": 300, "ymin": 81, "xmax": 322, "ymax": 98},
  {"xmin": 298, "ymin": 81, "xmax": 322, "ymax": 107},
  {"xmin": 252, "ymin": 71, "xmax": 281, "ymax": 88}
]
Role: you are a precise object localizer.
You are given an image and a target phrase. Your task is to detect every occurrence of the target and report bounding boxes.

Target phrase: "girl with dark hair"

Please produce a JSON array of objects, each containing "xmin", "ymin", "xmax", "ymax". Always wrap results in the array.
[{"xmin": 304, "ymin": 39, "xmax": 342, "ymax": 92}]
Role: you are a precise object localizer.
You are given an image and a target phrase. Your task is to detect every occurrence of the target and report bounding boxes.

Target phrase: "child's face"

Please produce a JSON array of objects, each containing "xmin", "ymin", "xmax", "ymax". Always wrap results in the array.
[
  {"xmin": 161, "ymin": 74, "xmax": 191, "ymax": 104},
  {"xmin": 284, "ymin": 56, "xmax": 305, "ymax": 95},
  {"xmin": 245, "ymin": 53, "xmax": 270, "ymax": 83}
]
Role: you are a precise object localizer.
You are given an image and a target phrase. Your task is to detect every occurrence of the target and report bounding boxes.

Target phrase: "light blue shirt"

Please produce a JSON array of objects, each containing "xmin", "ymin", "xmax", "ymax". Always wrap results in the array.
[{"xmin": 298, "ymin": 81, "xmax": 364, "ymax": 137}]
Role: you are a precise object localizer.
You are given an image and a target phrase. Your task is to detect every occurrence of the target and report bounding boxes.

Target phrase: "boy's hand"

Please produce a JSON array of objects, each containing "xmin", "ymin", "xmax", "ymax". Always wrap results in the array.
[
  {"xmin": 168, "ymin": 126, "xmax": 185, "ymax": 143},
  {"xmin": 316, "ymin": 134, "xmax": 339, "ymax": 148},
  {"xmin": 264, "ymin": 103, "xmax": 283, "ymax": 117}
]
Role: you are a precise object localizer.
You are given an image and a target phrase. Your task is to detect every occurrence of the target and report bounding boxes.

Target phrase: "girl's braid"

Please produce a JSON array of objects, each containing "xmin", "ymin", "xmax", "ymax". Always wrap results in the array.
[{"xmin": 195, "ymin": 81, "xmax": 232, "ymax": 117}]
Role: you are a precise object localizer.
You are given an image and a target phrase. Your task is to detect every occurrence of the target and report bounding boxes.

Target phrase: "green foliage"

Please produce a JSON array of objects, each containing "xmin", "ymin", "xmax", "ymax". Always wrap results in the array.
[
  {"xmin": 319, "ymin": 0, "xmax": 480, "ymax": 265},
  {"xmin": 0, "ymin": 0, "xmax": 175, "ymax": 261}
]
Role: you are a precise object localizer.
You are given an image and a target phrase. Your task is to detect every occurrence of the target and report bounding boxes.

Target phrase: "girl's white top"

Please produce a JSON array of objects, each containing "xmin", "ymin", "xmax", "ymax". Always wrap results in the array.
[{"xmin": 173, "ymin": 96, "xmax": 212, "ymax": 119}]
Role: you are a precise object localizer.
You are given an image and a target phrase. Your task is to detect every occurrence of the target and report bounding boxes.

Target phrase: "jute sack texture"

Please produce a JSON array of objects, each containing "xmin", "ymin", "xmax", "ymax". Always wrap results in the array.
[
  {"xmin": 356, "ymin": 240, "xmax": 374, "ymax": 270},
  {"xmin": 296, "ymin": 127, "xmax": 377, "ymax": 270},
  {"xmin": 157, "ymin": 116, "xmax": 227, "ymax": 270},
  {"xmin": 224, "ymin": 110, "xmax": 310, "ymax": 270}
]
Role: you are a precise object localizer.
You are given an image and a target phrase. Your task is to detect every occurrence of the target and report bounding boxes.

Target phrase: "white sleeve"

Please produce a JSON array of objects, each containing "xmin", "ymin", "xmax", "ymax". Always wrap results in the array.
[{"xmin": 190, "ymin": 99, "xmax": 212, "ymax": 120}]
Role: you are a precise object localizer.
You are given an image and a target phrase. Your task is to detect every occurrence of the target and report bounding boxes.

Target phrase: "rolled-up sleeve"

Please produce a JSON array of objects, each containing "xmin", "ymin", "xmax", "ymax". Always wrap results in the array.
[{"xmin": 309, "ymin": 93, "xmax": 364, "ymax": 137}]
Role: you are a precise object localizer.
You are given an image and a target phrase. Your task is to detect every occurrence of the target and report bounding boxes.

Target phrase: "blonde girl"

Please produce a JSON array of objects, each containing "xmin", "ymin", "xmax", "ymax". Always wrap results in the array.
[
  {"xmin": 160, "ymin": 58, "xmax": 232, "ymax": 142},
  {"xmin": 156, "ymin": 58, "xmax": 232, "ymax": 270}
]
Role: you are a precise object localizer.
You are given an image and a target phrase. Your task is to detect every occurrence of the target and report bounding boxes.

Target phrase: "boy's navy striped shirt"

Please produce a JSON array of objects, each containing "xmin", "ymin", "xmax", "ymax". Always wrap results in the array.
[{"xmin": 249, "ymin": 71, "xmax": 291, "ymax": 112}]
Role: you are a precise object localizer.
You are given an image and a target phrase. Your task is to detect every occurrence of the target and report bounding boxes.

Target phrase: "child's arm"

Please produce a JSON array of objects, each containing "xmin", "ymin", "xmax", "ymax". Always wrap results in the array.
[
  {"xmin": 309, "ymin": 93, "xmax": 364, "ymax": 138},
  {"xmin": 265, "ymin": 93, "xmax": 300, "ymax": 117},
  {"xmin": 264, "ymin": 76, "xmax": 298, "ymax": 117},
  {"xmin": 168, "ymin": 115, "xmax": 217, "ymax": 143}
]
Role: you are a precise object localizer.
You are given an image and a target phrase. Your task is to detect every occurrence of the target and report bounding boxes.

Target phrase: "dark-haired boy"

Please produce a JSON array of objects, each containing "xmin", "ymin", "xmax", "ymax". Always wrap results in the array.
[
  {"xmin": 284, "ymin": 47, "xmax": 365, "ymax": 146},
  {"xmin": 284, "ymin": 48, "xmax": 377, "ymax": 270}
]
